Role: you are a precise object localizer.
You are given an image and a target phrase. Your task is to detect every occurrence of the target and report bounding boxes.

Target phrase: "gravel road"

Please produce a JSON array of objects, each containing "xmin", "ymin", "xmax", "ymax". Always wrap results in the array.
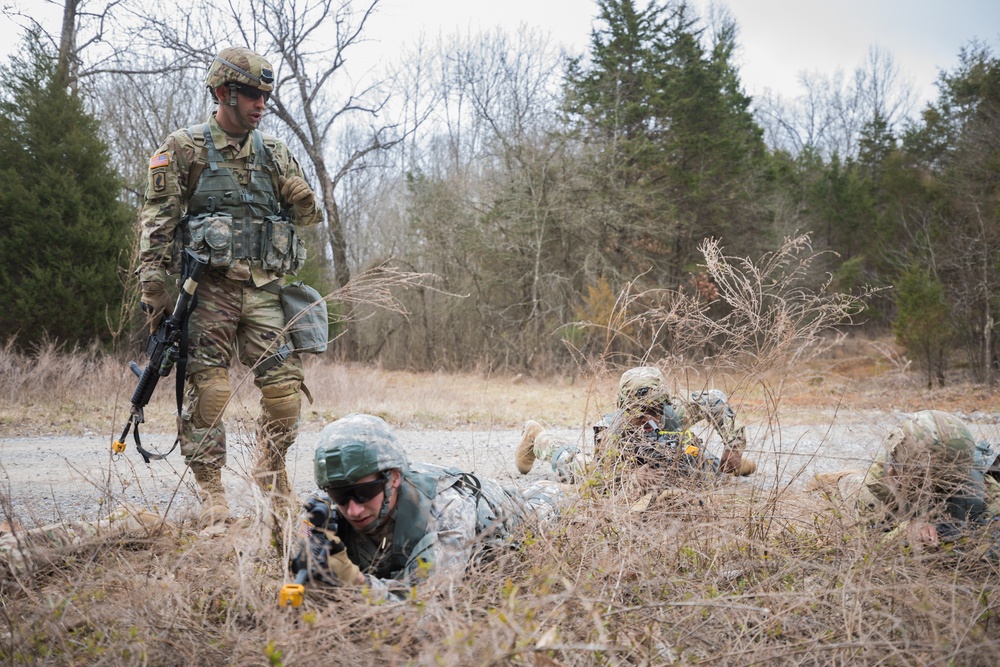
[{"xmin": 4, "ymin": 411, "xmax": 999, "ymax": 527}]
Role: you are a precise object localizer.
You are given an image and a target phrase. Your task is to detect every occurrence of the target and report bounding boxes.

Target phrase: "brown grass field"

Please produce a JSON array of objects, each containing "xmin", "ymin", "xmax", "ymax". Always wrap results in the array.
[{"xmin": 2, "ymin": 338, "xmax": 1000, "ymax": 666}]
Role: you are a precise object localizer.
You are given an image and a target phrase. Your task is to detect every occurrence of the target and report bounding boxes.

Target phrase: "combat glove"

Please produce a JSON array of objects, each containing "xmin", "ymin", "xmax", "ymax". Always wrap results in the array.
[
  {"xmin": 322, "ymin": 532, "xmax": 363, "ymax": 585},
  {"xmin": 140, "ymin": 281, "xmax": 172, "ymax": 333},
  {"xmin": 279, "ymin": 175, "xmax": 315, "ymax": 209}
]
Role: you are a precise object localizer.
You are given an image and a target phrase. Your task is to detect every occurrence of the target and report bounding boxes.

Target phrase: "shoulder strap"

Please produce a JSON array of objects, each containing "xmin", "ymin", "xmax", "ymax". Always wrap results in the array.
[
  {"xmin": 257, "ymin": 132, "xmax": 286, "ymax": 202},
  {"xmin": 184, "ymin": 123, "xmax": 210, "ymax": 201}
]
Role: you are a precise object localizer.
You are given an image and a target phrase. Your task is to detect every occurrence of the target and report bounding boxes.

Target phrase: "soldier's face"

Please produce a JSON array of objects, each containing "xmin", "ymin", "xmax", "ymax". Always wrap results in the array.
[
  {"xmin": 215, "ymin": 85, "xmax": 266, "ymax": 133},
  {"xmin": 337, "ymin": 471, "xmax": 401, "ymax": 531}
]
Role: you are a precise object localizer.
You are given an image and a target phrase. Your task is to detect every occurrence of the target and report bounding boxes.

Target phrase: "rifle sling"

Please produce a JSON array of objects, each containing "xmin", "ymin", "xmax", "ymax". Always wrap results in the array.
[{"xmin": 137, "ymin": 259, "xmax": 200, "ymax": 463}]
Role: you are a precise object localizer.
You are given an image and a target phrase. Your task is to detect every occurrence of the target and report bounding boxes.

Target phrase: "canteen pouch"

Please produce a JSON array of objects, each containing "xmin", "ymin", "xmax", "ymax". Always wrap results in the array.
[{"xmin": 280, "ymin": 281, "xmax": 328, "ymax": 354}]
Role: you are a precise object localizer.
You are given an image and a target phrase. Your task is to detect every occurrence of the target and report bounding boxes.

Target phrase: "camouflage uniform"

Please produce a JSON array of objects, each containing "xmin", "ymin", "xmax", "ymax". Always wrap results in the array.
[
  {"xmin": 516, "ymin": 367, "xmax": 754, "ymax": 484},
  {"xmin": 1, "ymin": 504, "xmax": 167, "ymax": 579},
  {"xmin": 817, "ymin": 410, "xmax": 1000, "ymax": 547},
  {"xmin": 136, "ymin": 48, "xmax": 322, "ymax": 515},
  {"xmin": 296, "ymin": 414, "xmax": 565, "ymax": 601}
]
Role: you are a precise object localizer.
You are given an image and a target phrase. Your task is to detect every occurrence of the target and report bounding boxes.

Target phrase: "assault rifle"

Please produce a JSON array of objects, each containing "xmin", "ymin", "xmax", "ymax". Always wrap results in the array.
[
  {"xmin": 112, "ymin": 250, "xmax": 208, "ymax": 463},
  {"xmin": 280, "ymin": 497, "xmax": 338, "ymax": 607}
]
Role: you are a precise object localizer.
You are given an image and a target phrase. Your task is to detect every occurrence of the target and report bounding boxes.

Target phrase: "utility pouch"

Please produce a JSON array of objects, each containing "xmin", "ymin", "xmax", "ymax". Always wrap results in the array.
[
  {"xmin": 262, "ymin": 216, "xmax": 305, "ymax": 275},
  {"xmin": 187, "ymin": 213, "xmax": 235, "ymax": 268},
  {"xmin": 280, "ymin": 281, "xmax": 328, "ymax": 354}
]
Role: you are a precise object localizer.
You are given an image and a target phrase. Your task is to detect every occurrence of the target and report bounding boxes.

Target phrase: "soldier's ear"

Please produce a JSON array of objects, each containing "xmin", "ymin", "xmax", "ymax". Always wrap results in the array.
[
  {"xmin": 389, "ymin": 469, "xmax": 402, "ymax": 489},
  {"xmin": 214, "ymin": 85, "xmax": 230, "ymax": 104}
]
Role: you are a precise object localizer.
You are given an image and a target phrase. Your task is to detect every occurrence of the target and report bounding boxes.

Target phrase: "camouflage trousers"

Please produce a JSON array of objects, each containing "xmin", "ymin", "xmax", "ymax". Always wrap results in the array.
[{"xmin": 181, "ymin": 271, "xmax": 304, "ymax": 470}]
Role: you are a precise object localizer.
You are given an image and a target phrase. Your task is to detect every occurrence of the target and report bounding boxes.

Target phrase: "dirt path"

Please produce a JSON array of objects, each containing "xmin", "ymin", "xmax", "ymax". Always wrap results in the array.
[{"xmin": 4, "ymin": 411, "xmax": 998, "ymax": 527}]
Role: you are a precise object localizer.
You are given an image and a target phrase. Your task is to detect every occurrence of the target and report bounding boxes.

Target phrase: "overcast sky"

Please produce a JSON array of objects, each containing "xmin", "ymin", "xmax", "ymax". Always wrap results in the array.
[{"xmin": 2, "ymin": 0, "xmax": 998, "ymax": 108}]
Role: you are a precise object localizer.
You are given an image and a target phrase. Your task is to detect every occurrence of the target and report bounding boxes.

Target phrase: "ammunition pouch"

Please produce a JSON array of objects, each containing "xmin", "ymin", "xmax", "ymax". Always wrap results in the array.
[
  {"xmin": 261, "ymin": 215, "xmax": 306, "ymax": 275},
  {"xmin": 185, "ymin": 213, "xmax": 304, "ymax": 275}
]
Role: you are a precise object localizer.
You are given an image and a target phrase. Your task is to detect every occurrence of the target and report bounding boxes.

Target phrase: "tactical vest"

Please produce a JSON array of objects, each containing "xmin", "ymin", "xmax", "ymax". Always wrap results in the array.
[
  {"xmin": 661, "ymin": 403, "xmax": 683, "ymax": 432},
  {"xmin": 339, "ymin": 463, "xmax": 515, "ymax": 581},
  {"xmin": 183, "ymin": 123, "xmax": 304, "ymax": 275}
]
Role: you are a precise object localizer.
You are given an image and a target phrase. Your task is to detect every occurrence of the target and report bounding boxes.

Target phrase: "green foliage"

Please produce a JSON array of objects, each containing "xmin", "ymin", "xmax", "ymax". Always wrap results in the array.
[
  {"xmin": 892, "ymin": 264, "xmax": 952, "ymax": 387},
  {"xmin": 0, "ymin": 35, "xmax": 131, "ymax": 347},
  {"xmin": 564, "ymin": 0, "xmax": 766, "ymax": 287}
]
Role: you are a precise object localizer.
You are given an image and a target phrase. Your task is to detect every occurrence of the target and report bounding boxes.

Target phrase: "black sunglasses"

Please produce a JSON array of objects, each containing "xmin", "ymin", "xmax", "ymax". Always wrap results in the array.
[
  {"xmin": 234, "ymin": 83, "xmax": 271, "ymax": 103},
  {"xmin": 326, "ymin": 477, "xmax": 386, "ymax": 507}
]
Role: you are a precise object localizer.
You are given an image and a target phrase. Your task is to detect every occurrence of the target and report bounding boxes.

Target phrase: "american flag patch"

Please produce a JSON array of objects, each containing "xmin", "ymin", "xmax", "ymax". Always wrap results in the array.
[
  {"xmin": 149, "ymin": 153, "xmax": 169, "ymax": 169},
  {"xmin": 297, "ymin": 519, "xmax": 312, "ymax": 541}
]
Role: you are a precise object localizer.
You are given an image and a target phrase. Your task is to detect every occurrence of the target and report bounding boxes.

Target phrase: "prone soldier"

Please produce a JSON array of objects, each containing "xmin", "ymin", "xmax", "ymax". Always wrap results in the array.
[
  {"xmin": 814, "ymin": 410, "xmax": 1000, "ymax": 553},
  {"xmin": 515, "ymin": 366, "xmax": 757, "ymax": 485},
  {"xmin": 285, "ymin": 414, "xmax": 565, "ymax": 603}
]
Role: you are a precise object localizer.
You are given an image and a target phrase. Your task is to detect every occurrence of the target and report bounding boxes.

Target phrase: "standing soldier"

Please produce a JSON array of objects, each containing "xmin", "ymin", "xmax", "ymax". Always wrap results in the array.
[{"xmin": 136, "ymin": 47, "xmax": 322, "ymax": 525}]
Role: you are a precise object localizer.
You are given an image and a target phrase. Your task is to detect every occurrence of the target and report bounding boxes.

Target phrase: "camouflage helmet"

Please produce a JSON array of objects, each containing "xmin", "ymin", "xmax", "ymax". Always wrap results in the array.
[
  {"xmin": 314, "ymin": 414, "xmax": 408, "ymax": 489},
  {"xmin": 884, "ymin": 410, "xmax": 975, "ymax": 477},
  {"xmin": 617, "ymin": 366, "xmax": 666, "ymax": 410},
  {"xmin": 205, "ymin": 47, "xmax": 275, "ymax": 100}
]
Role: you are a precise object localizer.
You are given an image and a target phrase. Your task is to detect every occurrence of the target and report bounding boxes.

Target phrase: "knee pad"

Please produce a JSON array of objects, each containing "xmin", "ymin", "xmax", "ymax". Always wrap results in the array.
[
  {"xmin": 261, "ymin": 380, "xmax": 301, "ymax": 431},
  {"xmin": 191, "ymin": 367, "xmax": 231, "ymax": 429}
]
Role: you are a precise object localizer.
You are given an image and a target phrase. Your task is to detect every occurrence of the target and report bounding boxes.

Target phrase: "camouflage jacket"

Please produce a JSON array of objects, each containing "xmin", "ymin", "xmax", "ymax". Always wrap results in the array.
[
  {"xmin": 313, "ymin": 463, "xmax": 525, "ymax": 601},
  {"xmin": 137, "ymin": 113, "xmax": 321, "ymax": 286},
  {"xmin": 595, "ymin": 389, "xmax": 745, "ymax": 453},
  {"xmin": 854, "ymin": 411, "xmax": 999, "ymax": 526}
]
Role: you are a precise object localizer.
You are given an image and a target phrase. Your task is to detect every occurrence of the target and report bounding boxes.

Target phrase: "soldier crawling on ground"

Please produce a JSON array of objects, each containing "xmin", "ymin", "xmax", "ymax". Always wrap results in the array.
[
  {"xmin": 814, "ymin": 409, "xmax": 1000, "ymax": 555},
  {"xmin": 286, "ymin": 414, "xmax": 567, "ymax": 602},
  {"xmin": 514, "ymin": 366, "xmax": 757, "ymax": 492},
  {"xmin": 1, "ymin": 505, "xmax": 169, "ymax": 580}
]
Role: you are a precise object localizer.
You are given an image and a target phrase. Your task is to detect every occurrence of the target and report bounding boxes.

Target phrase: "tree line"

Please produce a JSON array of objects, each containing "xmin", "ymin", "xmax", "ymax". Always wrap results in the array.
[{"xmin": 0, "ymin": 0, "xmax": 997, "ymax": 386}]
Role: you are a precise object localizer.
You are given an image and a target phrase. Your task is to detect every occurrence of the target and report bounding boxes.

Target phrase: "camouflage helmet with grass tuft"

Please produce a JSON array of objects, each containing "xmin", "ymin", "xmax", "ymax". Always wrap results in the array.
[
  {"xmin": 205, "ymin": 46, "xmax": 274, "ymax": 100},
  {"xmin": 884, "ymin": 410, "xmax": 975, "ymax": 477},
  {"xmin": 314, "ymin": 414, "xmax": 408, "ymax": 489},
  {"xmin": 617, "ymin": 366, "xmax": 667, "ymax": 410}
]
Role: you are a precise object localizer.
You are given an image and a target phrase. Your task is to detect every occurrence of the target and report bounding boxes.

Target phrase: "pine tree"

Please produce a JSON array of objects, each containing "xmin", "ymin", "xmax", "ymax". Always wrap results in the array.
[
  {"xmin": 564, "ymin": 0, "xmax": 765, "ymax": 286},
  {"xmin": 0, "ymin": 36, "xmax": 132, "ymax": 347}
]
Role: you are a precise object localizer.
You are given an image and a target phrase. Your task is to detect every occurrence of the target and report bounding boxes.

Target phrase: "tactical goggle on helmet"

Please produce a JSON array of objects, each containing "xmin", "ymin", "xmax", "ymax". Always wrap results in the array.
[
  {"xmin": 314, "ymin": 414, "xmax": 408, "ymax": 506},
  {"xmin": 206, "ymin": 46, "xmax": 275, "ymax": 105},
  {"xmin": 617, "ymin": 366, "xmax": 666, "ymax": 410}
]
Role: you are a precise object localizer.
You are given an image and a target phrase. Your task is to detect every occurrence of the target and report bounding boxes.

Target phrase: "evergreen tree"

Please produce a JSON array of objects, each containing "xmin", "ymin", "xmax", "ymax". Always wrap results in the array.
[
  {"xmin": 564, "ymin": 0, "xmax": 765, "ymax": 287},
  {"xmin": 897, "ymin": 43, "xmax": 1000, "ymax": 382},
  {"xmin": 893, "ymin": 264, "xmax": 952, "ymax": 388},
  {"xmin": 0, "ymin": 36, "xmax": 132, "ymax": 347}
]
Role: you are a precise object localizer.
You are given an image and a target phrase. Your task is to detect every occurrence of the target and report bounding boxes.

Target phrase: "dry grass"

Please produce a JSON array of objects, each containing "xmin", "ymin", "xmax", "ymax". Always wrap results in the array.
[
  {"xmin": 2, "ymin": 487, "xmax": 998, "ymax": 666},
  {"xmin": 0, "ymin": 342, "xmax": 616, "ymax": 437},
  {"xmin": 3, "ymin": 341, "xmax": 1000, "ymax": 666},
  {"xmin": 4, "ymin": 238, "xmax": 1000, "ymax": 665}
]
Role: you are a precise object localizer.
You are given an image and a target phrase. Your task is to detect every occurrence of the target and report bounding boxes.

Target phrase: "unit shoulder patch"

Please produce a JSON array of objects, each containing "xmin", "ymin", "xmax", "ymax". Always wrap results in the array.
[{"xmin": 152, "ymin": 171, "xmax": 167, "ymax": 193}]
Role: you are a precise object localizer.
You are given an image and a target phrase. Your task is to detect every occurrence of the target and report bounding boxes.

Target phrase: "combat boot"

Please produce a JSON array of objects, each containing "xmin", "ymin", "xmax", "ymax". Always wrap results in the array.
[
  {"xmin": 720, "ymin": 449, "xmax": 757, "ymax": 476},
  {"xmin": 253, "ymin": 442, "xmax": 293, "ymax": 498},
  {"xmin": 516, "ymin": 421, "xmax": 543, "ymax": 474},
  {"xmin": 190, "ymin": 464, "xmax": 231, "ymax": 527}
]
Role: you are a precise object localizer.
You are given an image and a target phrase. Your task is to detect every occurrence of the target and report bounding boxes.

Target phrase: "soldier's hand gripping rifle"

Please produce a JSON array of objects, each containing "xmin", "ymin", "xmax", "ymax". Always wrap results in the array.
[
  {"xmin": 112, "ymin": 250, "xmax": 209, "ymax": 463},
  {"xmin": 280, "ymin": 497, "xmax": 340, "ymax": 607}
]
